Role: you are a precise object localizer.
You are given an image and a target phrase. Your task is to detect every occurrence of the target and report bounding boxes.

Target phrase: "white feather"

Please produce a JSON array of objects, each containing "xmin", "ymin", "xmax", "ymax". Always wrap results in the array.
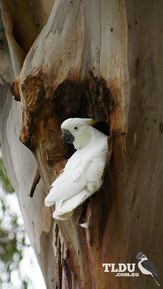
[
  {"xmin": 80, "ymin": 223, "xmax": 88, "ymax": 229},
  {"xmin": 44, "ymin": 118, "xmax": 108, "ymax": 220}
]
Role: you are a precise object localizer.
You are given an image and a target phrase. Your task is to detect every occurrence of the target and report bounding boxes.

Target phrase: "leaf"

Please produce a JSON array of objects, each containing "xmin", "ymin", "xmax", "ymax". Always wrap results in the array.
[{"xmin": 0, "ymin": 158, "xmax": 14, "ymax": 193}]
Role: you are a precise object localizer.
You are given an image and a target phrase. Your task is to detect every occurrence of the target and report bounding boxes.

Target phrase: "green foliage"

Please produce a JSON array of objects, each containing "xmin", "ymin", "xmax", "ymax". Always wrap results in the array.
[
  {"xmin": 0, "ymin": 158, "xmax": 14, "ymax": 193},
  {"xmin": 0, "ymin": 157, "xmax": 32, "ymax": 289}
]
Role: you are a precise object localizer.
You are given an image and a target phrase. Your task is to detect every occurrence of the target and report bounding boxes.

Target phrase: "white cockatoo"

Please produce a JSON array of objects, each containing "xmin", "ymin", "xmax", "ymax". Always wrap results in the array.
[{"xmin": 44, "ymin": 118, "xmax": 108, "ymax": 220}]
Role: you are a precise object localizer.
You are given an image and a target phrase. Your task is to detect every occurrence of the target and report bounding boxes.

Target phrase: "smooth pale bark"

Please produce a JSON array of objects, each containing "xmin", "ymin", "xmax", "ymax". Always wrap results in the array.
[
  {"xmin": 0, "ymin": 0, "xmax": 55, "ymax": 75},
  {"xmin": 0, "ymin": 5, "xmax": 56, "ymax": 289},
  {"xmin": 0, "ymin": 1, "xmax": 163, "ymax": 289},
  {"xmin": 0, "ymin": 86, "xmax": 56, "ymax": 288}
]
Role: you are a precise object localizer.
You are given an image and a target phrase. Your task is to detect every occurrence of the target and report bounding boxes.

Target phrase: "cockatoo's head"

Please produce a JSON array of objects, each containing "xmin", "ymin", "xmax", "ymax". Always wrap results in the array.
[{"xmin": 61, "ymin": 118, "xmax": 99, "ymax": 150}]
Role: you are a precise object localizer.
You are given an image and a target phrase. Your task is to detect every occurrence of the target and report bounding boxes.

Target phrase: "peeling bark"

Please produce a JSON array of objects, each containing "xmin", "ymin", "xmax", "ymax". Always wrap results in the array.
[
  {"xmin": 0, "ymin": 0, "xmax": 163, "ymax": 289},
  {"xmin": 0, "ymin": 0, "xmax": 54, "ymax": 75}
]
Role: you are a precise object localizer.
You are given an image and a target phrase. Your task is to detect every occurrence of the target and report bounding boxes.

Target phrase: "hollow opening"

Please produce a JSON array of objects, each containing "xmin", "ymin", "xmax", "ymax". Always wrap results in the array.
[
  {"xmin": 92, "ymin": 121, "xmax": 110, "ymax": 136},
  {"xmin": 53, "ymin": 76, "xmax": 112, "ymax": 159}
]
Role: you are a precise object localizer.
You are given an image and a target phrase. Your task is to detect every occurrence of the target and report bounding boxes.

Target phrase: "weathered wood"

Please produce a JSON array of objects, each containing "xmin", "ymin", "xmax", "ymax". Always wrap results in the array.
[{"xmin": 0, "ymin": 0, "xmax": 162, "ymax": 288}]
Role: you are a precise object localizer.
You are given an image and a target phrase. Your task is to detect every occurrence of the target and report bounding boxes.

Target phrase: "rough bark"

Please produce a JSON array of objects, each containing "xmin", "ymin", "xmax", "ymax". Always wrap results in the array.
[{"xmin": 0, "ymin": 1, "xmax": 163, "ymax": 289}]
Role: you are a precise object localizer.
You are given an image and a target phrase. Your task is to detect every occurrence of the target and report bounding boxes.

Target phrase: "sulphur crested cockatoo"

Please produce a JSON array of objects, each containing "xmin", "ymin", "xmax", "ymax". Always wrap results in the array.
[{"xmin": 44, "ymin": 118, "xmax": 108, "ymax": 220}]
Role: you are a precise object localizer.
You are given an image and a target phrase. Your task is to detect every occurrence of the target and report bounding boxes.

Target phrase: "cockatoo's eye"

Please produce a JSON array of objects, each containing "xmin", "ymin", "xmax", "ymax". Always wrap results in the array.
[{"xmin": 74, "ymin": 126, "xmax": 78, "ymax": 130}]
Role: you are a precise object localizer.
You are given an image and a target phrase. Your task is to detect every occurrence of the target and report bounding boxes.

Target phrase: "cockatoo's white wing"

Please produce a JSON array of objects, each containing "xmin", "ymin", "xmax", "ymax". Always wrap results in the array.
[
  {"xmin": 53, "ymin": 159, "xmax": 105, "ymax": 220},
  {"xmin": 86, "ymin": 159, "xmax": 106, "ymax": 192},
  {"xmin": 45, "ymin": 135, "xmax": 107, "ymax": 207},
  {"xmin": 45, "ymin": 151, "xmax": 88, "ymax": 206},
  {"xmin": 53, "ymin": 189, "xmax": 90, "ymax": 220},
  {"xmin": 44, "ymin": 171, "xmax": 86, "ymax": 207}
]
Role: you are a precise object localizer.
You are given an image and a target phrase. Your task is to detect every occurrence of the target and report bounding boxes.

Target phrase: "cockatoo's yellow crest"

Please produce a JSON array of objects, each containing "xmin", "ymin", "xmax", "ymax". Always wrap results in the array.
[{"xmin": 85, "ymin": 119, "xmax": 99, "ymax": 126}]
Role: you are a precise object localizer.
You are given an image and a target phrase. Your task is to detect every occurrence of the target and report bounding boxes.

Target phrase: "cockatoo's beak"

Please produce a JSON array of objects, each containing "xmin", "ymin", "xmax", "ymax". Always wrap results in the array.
[{"xmin": 62, "ymin": 129, "xmax": 75, "ymax": 144}]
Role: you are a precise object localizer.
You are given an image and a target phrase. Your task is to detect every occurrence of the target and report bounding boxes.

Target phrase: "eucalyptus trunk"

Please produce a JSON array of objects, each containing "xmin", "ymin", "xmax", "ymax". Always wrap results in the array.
[{"xmin": 0, "ymin": 1, "xmax": 162, "ymax": 289}]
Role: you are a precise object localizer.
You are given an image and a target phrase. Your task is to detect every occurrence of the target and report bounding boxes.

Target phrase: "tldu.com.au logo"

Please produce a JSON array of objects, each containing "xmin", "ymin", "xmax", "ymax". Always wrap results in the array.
[
  {"xmin": 102, "ymin": 252, "xmax": 160, "ymax": 286},
  {"xmin": 102, "ymin": 262, "xmax": 139, "ymax": 277}
]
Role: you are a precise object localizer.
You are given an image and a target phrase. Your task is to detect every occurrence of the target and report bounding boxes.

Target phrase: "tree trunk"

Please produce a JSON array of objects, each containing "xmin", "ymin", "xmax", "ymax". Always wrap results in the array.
[{"xmin": 0, "ymin": 1, "xmax": 162, "ymax": 289}]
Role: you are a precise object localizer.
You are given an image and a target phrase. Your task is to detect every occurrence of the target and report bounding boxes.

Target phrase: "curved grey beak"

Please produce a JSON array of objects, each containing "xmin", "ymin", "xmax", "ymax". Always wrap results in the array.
[{"xmin": 62, "ymin": 129, "xmax": 75, "ymax": 144}]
